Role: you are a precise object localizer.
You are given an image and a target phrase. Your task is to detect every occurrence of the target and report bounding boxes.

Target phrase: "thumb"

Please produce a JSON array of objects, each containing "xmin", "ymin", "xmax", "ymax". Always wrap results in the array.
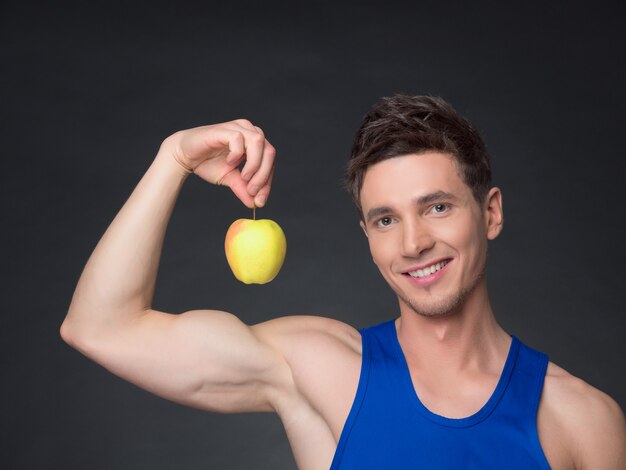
[{"xmin": 219, "ymin": 170, "xmax": 256, "ymax": 208}]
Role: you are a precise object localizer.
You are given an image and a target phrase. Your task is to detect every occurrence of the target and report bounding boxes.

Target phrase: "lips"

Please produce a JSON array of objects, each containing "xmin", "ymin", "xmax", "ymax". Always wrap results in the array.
[
  {"xmin": 403, "ymin": 258, "xmax": 451, "ymax": 277},
  {"xmin": 402, "ymin": 258, "xmax": 452, "ymax": 285},
  {"xmin": 406, "ymin": 260, "xmax": 450, "ymax": 277}
]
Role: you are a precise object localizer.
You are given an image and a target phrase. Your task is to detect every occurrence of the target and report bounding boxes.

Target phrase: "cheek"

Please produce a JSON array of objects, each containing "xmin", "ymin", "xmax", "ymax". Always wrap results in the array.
[
  {"xmin": 367, "ymin": 232, "xmax": 396, "ymax": 266},
  {"xmin": 436, "ymin": 218, "xmax": 471, "ymax": 248},
  {"xmin": 437, "ymin": 215, "xmax": 485, "ymax": 256},
  {"xmin": 446, "ymin": 219, "xmax": 487, "ymax": 270}
]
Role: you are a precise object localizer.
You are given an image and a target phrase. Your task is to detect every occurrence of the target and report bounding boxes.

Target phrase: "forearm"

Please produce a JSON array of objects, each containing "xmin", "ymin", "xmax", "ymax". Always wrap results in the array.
[
  {"xmin": 60, "ymin": 121, "xmax": 281, "ymax": 416},
  {"xmin": 63, "ymin": 145, "xmax": 190, "ymax": 335}
]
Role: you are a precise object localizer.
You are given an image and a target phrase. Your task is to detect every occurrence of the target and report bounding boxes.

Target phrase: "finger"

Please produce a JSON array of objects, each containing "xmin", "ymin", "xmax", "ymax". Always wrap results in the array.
[
  {"xmin": 231, "ymin": 118, "xmax": 257, "ymax": 132},
  {"xmin": 254, "ymin": 166, "xmax": 274, "ymax": 208},
  {"xmin": 224, "ymin": 130, "xmax": 245, "ymax": 165},
  {"xmin": 186, "ymin": 126, "xmax": 246, "ymax": 167},
  {"xmin": 247, "ymin": 139, "xmax": 275, "ymax": 196},
  {"xmin": 227, "ymin": 119, "xmax": 265, "ymax": 169},
  {"xmin": 239, "ymin": 134, "xmax": 266, "ymax": 182},
  {"xmin": 225, "ymin": 121, "xmax": 263, "ymax": 169}
]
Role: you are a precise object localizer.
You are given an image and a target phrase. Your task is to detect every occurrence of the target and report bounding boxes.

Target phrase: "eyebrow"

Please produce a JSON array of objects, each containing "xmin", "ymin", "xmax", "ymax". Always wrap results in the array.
[
  {"xmin": 365, "ymin": 191, "xmax": 460, "ymax": 223},
  {"xmin": 417, "ymin": 190, "xmax": 460, "ymax": 206}
]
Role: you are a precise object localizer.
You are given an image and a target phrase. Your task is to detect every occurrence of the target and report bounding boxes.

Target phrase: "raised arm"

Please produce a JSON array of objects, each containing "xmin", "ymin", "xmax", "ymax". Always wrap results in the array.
[{"xmin": 60, "ymin": 121, "xmax": 291, "ymax": 412}]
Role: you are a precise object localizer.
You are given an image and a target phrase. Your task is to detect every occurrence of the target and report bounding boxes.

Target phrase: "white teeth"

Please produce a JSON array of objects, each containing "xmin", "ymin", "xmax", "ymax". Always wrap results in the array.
[{"xmin": 408, "ymin": 261, "xmax": 448, "ymax": 278}]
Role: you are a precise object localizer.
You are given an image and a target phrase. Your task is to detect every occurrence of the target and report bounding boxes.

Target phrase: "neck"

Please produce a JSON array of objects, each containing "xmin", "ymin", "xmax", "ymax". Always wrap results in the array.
[{"xmin": 395, "ymin": 279, "xmax": 510, "ymax": 374}]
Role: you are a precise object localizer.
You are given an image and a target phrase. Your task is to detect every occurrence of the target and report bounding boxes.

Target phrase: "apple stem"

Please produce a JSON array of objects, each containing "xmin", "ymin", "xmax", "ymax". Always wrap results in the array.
[{"xmin": 253, "ymin": 206, "xmax": 256, "ymax": 220}]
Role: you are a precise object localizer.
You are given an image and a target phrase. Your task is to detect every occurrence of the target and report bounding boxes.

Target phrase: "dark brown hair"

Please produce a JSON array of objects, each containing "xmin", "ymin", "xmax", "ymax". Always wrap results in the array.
[{"xmin": 345, "ymin": 94, "xmax": 492, "ymax": 219}]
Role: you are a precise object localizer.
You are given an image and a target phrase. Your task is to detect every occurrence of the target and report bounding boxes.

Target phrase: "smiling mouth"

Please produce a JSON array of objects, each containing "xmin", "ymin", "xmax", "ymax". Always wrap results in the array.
[{"xmin": 404, "ymin": 260, "xmax": 451, "ymax": 279}]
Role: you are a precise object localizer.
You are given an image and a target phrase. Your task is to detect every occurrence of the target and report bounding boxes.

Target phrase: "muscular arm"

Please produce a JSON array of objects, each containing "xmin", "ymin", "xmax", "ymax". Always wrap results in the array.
[
  {"xmin": 539, "ymin": 363, "xmax": 626, "ymax": 469},
  {"xmin": 61, "ymin": 123, "xmax": 290, "ymax": 412},
  {"xmin": 581, "ymin": 391, "xmax": 626, "ymax": 469}
]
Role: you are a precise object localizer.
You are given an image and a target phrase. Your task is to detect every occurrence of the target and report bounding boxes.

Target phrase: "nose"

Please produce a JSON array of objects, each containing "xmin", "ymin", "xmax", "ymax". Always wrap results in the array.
[{"xmin": 401, "ymin": 217, "xmax": 435, "ymax": 258}]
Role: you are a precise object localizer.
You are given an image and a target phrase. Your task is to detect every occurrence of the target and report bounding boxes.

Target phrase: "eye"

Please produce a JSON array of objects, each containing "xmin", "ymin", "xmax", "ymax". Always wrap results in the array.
[
  {"xmin": 375, "ymin": 216, "xmax": 394, "ymax": 227},
  {"xmin": 430, "ymin": 203, "xmax": 449, "ymax": 214}
]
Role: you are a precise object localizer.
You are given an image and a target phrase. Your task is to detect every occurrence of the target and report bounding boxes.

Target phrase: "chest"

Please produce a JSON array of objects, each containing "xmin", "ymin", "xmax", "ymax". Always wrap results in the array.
[
  {"xmin": 326, "ymin": 326, "xmax": 556, "ymax": 469},
  {"xmin": 405, "ymin": 366, "xmax": 503, "ymax": 419},
  {"xmin": 311, "ymin": 352, "xmax": 574, "ymax": 470}
]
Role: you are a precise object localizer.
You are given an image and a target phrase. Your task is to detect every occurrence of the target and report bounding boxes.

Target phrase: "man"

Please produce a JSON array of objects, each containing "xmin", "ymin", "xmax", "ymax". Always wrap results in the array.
[{"xmin": 62, "ymin": 95, "xmax": 626, "ymax": 469}]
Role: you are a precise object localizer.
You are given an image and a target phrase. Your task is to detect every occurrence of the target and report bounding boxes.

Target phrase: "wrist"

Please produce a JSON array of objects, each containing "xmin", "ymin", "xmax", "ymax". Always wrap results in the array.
[
  {"xmin": 156, "ymin": 134, "xmax": 195, "ymax": 176},
  {"xmin": 170, "ymin": 154, "xmax": 194, "ymax": 175},
  {"xmin": 153, "ymin": 149, "xmax": 194, "ymax": 181}
]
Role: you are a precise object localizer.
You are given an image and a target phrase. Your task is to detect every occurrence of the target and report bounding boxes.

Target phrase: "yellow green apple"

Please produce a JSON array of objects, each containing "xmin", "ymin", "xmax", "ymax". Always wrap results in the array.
[{"xmin": 224, "ymin": 218, "xmax": 287, "ymax": 284}]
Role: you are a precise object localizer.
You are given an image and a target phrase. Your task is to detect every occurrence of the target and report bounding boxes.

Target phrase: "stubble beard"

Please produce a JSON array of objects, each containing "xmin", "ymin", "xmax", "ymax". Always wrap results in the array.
[{"xmin": 397, "ymin": 268, "xmax": 485, "ymax": 318}]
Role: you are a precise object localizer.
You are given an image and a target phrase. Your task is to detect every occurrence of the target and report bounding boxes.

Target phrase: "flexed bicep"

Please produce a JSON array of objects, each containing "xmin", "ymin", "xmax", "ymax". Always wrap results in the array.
[
  {"xmin": 62, "ymin": 120, "xmax": 284, "ymax": 412},
  {"xmin": 80, "ymin": 309, "xmax": 292, "ymax": 413}
]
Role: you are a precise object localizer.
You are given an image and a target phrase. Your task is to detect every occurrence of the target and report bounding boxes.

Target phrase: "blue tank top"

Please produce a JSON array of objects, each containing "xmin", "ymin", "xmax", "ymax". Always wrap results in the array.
[{"xmin": 330, "ymin": 320, "xmax": 551, "ymax": 469}]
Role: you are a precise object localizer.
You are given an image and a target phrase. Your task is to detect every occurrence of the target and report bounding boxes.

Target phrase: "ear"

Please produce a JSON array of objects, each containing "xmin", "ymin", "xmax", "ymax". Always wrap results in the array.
[
  {"xmin": 484, "ymin": 187, "xmax": 503, "ymax": 240},
  {"xmin": 359, "ymin": 220, "xmax": 369, "ymax": 238}
]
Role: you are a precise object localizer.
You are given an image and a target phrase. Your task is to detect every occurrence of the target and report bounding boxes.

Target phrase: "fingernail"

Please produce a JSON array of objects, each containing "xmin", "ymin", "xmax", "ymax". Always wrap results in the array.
[{"xmin": 256, "ymin": 194, "xmax": 267, "ymax": 207}]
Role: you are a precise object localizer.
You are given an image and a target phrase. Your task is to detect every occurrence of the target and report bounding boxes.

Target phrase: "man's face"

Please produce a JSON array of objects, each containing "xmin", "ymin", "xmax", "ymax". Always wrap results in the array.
[{"xmin": 358, "ymin": 152, "xmax": 502, "ymax": 318}]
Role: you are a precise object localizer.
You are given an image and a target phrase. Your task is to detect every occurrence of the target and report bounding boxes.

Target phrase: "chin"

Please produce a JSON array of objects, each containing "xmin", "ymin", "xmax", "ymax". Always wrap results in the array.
[
  {"xmin": 401, "ymin": 295, "xmax": 464, "ymax": 318},
  {"xmin": 397, "ymin": 271, "xmax": 485, "ymax": 319}
]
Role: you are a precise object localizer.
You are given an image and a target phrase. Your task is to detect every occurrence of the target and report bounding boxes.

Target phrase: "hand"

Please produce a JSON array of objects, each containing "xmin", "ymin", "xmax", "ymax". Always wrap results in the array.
[{"xmin": 162, "ymin": 120, "xmax": 276, "ymax": 208}]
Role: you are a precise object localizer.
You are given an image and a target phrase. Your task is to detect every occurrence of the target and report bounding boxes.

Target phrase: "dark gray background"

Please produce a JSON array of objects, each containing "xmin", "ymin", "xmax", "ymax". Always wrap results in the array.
[{"xmin": 2, "ymin": 1, "xmax": 625, "ymax": 468}]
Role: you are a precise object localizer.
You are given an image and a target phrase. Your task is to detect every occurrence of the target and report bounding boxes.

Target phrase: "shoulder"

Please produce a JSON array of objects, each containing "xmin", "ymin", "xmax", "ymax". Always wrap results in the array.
[
  {"xmin": 251, "ymin": 314, "xmax": 363, "ymax": 396},
  {"xmin": 252, "ymin": 315, "xmax": 365, "ymax": 438},
  {"xmin": 252, "ymin": 314, "xmax": 362, "ymax": 356},
  {"xmin": 539, "ymin": 361, "xmax": 626, "ymax": 469}
]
